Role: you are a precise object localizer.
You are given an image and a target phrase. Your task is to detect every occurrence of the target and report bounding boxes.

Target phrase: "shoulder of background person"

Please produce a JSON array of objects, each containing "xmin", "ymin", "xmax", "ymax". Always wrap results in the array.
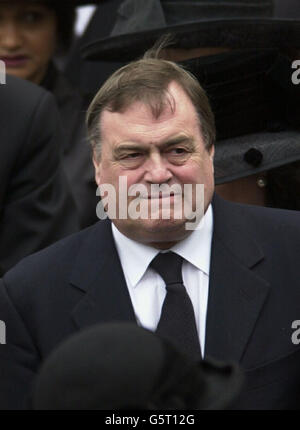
[
  {"xmin": 1, "ymin": 75, "xmax": 56, "ymax": 121},
  {"xmin": 0, "ymin": 75, "xmax": 80, "ymax": 275}
]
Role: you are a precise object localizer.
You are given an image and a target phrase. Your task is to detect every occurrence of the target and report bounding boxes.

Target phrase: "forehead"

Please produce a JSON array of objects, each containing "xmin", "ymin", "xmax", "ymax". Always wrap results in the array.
[{"xmin": 100, "ymin": 81, "xmax": 200, "ymax": 143}]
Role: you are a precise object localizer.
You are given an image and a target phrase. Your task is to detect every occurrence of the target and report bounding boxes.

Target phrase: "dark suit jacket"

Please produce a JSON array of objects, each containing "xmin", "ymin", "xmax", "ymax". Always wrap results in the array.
[
  {"xmin": 0, "ymin": 76, "xmax": 79, "ymax": 276},
  {"xmin": 0, "ymin": 195, "xmax": 300, "ymax": 409}
]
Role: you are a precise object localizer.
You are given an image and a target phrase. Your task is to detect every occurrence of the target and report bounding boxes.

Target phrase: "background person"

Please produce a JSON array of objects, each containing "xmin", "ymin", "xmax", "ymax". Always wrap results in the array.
[
  {"xmin": 65, "ymin": 0, "xmax": 123, "ymax": 94},
  {"xmin": 0, "ymin": 0, "xmax": 100, "ymax": 227},
  {"xmin": 0, "ymin": 75, "xmax": 79, "ymax": 276}
]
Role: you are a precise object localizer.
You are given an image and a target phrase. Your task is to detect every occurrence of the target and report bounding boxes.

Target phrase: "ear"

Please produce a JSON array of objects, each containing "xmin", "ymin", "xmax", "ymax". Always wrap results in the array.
[{"xmin": 93, "ymin": 153, "xmax": 102, "ymax": 186}]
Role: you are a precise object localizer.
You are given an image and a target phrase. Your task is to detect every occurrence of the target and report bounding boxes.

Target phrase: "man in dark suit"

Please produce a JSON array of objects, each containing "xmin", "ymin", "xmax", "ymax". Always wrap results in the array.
[
  {"xmin": 0, "ymin": 75, "xmax": 79, "ymax": 276},
  {"xmin": 0, "ymin": 55, "xmax": 300, "ymax": 410}
]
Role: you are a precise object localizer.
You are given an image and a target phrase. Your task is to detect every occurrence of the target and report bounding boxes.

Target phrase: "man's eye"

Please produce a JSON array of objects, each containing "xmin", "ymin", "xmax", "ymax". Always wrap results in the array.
[
  {"xmin": 170, "ymin": 148, "xmax": 187, "ymax": 155},
  {"xmin": 124, "ymin": 153, "xmax": 142, "ymax": 159},
  {"xmin": 118, "ymin": 153, "xmax": 144, "ymax": 167},
  {"xmin": 166, "ymin": 147, "xmax": 191, "ymax": 164}
]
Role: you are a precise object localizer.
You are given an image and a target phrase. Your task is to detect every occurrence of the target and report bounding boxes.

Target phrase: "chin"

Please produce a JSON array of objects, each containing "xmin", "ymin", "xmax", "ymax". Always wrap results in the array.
[
  {"xmin": 138, "ymin": 218, "xmax": 190, "ymax": 242},
  {"xmin": 8, "ymin": 68, "xmax": 31, "ymax": 82},
  {"xmin": 113, "ymin": 216, "xmax": 191, "ymax": 245}
]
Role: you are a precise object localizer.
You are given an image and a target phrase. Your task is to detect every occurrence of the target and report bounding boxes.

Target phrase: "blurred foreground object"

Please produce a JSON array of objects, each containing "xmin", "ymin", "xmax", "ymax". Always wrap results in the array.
[{"xmin": 32, "ymin": 323, "xmax": 243, "ymax": 410}]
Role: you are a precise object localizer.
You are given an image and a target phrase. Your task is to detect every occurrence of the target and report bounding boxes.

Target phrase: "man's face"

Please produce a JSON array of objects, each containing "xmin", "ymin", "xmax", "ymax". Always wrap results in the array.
[{"xmin": 94, "ymin": 81, "xmax": 215, "ymax": 248}]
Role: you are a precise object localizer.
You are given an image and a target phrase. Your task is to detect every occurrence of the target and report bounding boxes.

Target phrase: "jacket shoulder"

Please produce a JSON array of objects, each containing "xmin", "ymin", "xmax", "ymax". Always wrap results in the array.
[
  {"xmin": 2, "ymin": 75, "xmax": 51, "ymax": 105},
  {"xmin": 3, "ymin": 223, "xmax": 100, "ymax": 289},
  {"xmin": 214, "ymin": 195, "xmax": 300, "ymax": 234}
]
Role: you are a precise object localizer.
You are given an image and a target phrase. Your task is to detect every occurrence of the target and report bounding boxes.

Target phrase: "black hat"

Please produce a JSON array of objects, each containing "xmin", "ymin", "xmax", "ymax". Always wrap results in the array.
[
  {"xmin": 81, "ymin": 0, "xmax": 300, "ymax": 62},
  {"xmin": 179, "ymin": 49, "xmax": 300, "ymax": 184},
  {"xmin": 214, "ymin": 130, "xmax": 300, "ymax": 184},
  {"xmin": 16, "ymin": 0, "xmax": 102, "ymax": 5},
  {"xmin": 32, "ymin": 323, "xmax": 243, "ymax": 410}
]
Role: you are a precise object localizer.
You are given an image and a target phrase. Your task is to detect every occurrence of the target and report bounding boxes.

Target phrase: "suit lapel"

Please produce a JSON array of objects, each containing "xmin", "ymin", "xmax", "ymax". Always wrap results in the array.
[
  {"xmin": 205, "ymin": 196, "xmax": 271, "ymax": 363},
  {"xmin": 70, "ymin": 219, "xmax": 136, "ymax": 330},
  {"xmin": 68, "ymin": 197, "xmax": 271, "ymax": 361}
]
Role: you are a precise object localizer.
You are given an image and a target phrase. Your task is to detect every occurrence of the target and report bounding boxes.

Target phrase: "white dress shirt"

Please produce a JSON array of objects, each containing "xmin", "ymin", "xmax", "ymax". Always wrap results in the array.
[
  {"xmin": 75, "ymin": 6, "xmax": 97, "ymax": 36},
  {"xmin": 112, "ymin": 205, "xmax": 213, "ymax": 356}
]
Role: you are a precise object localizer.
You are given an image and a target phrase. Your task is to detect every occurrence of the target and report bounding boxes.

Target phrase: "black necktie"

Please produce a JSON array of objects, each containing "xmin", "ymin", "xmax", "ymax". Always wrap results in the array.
[{"xmin": 150, "ymin": 252, "xmax": 201, "ymax": 358}]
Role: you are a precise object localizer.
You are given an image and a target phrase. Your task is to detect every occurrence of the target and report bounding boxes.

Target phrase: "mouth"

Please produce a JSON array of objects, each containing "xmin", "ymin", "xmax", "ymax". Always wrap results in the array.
[{"xmin": 0, "ymin": 56, "xmax": 29, "ymax": 67}]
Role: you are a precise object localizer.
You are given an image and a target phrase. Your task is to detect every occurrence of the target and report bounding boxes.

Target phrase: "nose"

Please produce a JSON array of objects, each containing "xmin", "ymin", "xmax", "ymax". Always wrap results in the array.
[
  {"xmin": 143, "ymin": 153, "xmax": 173, "ymax": 184},
  {"xmin": 0, "ymin": 23, "xmax": 23, "ymax": 50}
]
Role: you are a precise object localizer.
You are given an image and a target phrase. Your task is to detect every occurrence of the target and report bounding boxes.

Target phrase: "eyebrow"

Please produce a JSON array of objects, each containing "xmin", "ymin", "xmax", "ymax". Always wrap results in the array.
[
  {"xmin": 114, "ymin": 136, "xmax": 195, "ymax": 155},
  {"xmin": 113, "ymin": 144, "xmax": 146, "ymax": 157},
  {"xmin": 159, "ymin": 136, "xmax": 195, "ymax": 150}
]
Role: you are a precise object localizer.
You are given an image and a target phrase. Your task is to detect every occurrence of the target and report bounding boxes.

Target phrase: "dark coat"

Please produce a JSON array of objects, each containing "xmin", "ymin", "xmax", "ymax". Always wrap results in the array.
[
  {"xmin": 0, "ymin": 195, "xmax": 300, "ymax": 409},
  {"xmin": 0, "ymin": 76, "xmax": 80, "ymax": 276},
  {"xmin": 65, "ymin": 0, "xmax": 124, "ymax": 94},
  {"xmin": 42, "ymin": 64, "xmax": 98, "ymax": 228}
]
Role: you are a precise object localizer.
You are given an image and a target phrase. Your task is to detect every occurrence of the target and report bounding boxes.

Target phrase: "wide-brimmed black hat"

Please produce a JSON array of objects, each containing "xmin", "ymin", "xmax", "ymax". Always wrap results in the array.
[
  {"xmin": 180, "ymin": 48, "xmax": 300, "ymax": 184},
  {"xmin": 214, "ymin": 130, "xmax": 300, "ymax": 184},
  {"xmin": 32, "ymin": 323, "xmax": 243, "ymax": 410},
  {"xmin": 15, "ymin": 0, "xmax": 103, "ymax": 5},
  {"xmin": 82, "ymin": 0, "xmax": 300, "ymax": 61}
]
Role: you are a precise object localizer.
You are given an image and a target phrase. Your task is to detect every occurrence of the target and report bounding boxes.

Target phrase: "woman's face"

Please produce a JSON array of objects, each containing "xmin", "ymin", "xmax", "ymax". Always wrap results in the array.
[{"xmin": 0, "ymin": 1, "xmax": 57, "ymax": 84}]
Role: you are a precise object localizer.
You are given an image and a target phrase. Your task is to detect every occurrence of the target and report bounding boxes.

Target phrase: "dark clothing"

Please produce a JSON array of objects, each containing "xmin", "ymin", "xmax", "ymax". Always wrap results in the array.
[
  {"xmin": 65, "ymin": 1, "xmax": 123, "ymax": 95},
  {"xmin": 0, "ymin": 195, "xmax": 300, "ymax": 409},
  {"xmin": 42, "ymin": 64, "xmax": 98, "ymax": 228},
  {"xmin": 0, "ymin": 76, "xmax": 79, "ymax": 276}
]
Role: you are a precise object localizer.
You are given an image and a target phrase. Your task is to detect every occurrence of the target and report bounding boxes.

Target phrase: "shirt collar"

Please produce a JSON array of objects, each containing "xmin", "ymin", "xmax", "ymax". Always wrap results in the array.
[
  {"xmin": 112, "ymin": 204, "xmax": 213, "ymax": 287},
  {"xmin": 171, "ymin": 204, "xmax": 213, "ymax": 275}
]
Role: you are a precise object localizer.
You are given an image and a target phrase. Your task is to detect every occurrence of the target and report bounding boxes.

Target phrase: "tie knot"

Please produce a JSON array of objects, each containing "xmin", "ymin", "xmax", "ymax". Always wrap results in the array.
[{"xmin": 150, "ymin": 252, "xmax": 183, "ymax": 285}]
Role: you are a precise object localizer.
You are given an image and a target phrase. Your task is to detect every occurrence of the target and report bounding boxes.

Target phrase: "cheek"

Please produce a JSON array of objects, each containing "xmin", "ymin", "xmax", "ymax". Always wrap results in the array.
[
  {"xmin": 174, "ymin": 157, "xmax": 214, "ymax": 187},
  {"xmin": 39, "ymin": 30, "xmax": 56, "ymax": 57},
  {"xmin": 173, "ymin": 160, "xmax": 205, "ymax": 182},
  {"xmin": 29, "ymin": 24, "xmax": 57, "ymax": 59},
  {"xmin": 122, "ymin": 167, "xmax": 146, "ymax": 188},
  {"xmin": 97, "ymin": 163, "xmax": 142, "ymax": 189},
  {"xmin": 108, "ymin": 161, "xmax": 146, "ymax": 186}
]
